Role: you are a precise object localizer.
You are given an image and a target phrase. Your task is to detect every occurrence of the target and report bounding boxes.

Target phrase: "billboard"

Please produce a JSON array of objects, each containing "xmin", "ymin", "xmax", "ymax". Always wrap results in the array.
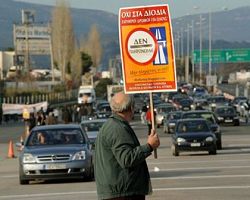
[
  {"xmin": 119, "ymin": 4, "xmax": 177, "ymax": 93},
  {"xmin": 13, "ymin": 25, "xmax": 51, "ymax": 55}
]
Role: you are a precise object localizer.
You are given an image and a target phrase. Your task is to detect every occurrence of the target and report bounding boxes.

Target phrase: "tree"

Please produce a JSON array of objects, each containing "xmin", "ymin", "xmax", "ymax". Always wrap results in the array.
[
  {"xmin": 82, "ymin": 24, "xmax": 102, "ymax": 73},
  {"xmin": 69, "ymin": 48, "xmax": 82, "ymax": 89},
  {"xmin": 51, "ymin": 0, "xmax": 75, "ymax": 83},
  {"xmin": 95, "ymin": 78, "xmax": 113, "ymax": 98},
  {"xmin": 81, "ymin": 51, "xmax": 93, "ymax": 75}
]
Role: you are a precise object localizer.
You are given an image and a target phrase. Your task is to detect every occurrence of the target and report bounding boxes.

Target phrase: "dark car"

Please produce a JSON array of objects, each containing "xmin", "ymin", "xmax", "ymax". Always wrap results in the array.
[
  {"xmin": 178, "ymin": 98, "xmax": 194, "ymax": 111},
  {"xmin": 214, "ymin": 106, "xmax": 240, "ymax": 126},
  {"xmin": 207, "ymin": 95, "xmax": 228, "ymax": 111},
  {"xmin": 163, "ymin": 111, "xmax": 182, "ymax": 133},
  {"xmin": 80, "ymin": 119, "xmax": 107, "ymax": 149},
  {"xmin": 17, "ymin": 124, "xmax": 94, "ymax": 185},
  {"xmin": 181, "ymin": 110, "xmax": 222, "ymax": 149},
  {"xmin": 171, "ymin": 119, "xmax": 217, "ymax": 156},
  {"xmin": 95, "ymin": 103, "xmax": 112, "ymax": 119}
]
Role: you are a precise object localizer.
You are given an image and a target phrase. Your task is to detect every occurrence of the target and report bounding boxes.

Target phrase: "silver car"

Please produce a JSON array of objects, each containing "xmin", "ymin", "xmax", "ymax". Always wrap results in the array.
[{"xmin": 18, "ymin": 124, "xmax": 94, "ymax": 185}]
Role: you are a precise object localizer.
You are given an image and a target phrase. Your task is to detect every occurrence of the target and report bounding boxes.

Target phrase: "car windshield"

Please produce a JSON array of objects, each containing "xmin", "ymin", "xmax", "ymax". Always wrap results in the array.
[
  {"xmin": 157, "ymin": 106, "xmax": 176, "ymax": 113},
  {"xmin": 180, "ymin": 99, "xmax": 192, "ymax": 105},
  {"xmin": 208, "ymin": 97, "xmax": 226, "ymax": 103},
  {"xmin": 168, "ymin": 112, "xmax": 182, "ymax": 120},
  {"xmin": 27, "ymin": 128, "xmax": 85, "ymax": 146},
  {"xmin": 216, "ymin": 107, "xmax": 235, "ymax": 115},
  {"xmin": 182, "ymin": 112, "xmax": 216, "ymax": 125},
  {"xmin": 98, "ymin": 105, "xmax": 111, "ymax": 112},
  {"xmin": 81, "ymin": 121, "xmax": 105, "ymax": 132},
  {"xmin": 177, "ymin": 121, "xmax": 209, "ymax": 133}
]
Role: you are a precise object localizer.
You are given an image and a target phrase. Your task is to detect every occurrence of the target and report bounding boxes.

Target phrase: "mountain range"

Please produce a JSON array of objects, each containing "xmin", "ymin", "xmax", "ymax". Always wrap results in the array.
[{"xmin": 0, "ymin": 0, "xmax": 250, "ymax": 70}]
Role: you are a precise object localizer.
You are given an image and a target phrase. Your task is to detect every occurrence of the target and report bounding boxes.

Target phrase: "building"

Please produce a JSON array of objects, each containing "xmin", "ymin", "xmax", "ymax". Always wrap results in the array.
[
  {"xmin": 0, "ymin": 51, "xmax": 15, "ymax": 80},
  {"xmin": 229, "ymin": 69, "xmax": 250, "ymax": 83},
  {"xmin": 108, "ymin": 55, "xmax": 122, "ymax": 84}
]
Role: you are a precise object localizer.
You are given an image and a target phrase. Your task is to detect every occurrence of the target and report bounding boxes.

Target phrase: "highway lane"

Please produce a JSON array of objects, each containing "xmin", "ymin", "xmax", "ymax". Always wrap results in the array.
[{"xmin": 0, "ymin": 120, "xmax": 250, "ymax": 200}]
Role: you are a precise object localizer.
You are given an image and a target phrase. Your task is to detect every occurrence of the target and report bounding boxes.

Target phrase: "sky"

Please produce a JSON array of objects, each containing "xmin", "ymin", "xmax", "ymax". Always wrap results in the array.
[{"xmin": 15, "ymin": 0, "xmax": 250, "ymax": 19}]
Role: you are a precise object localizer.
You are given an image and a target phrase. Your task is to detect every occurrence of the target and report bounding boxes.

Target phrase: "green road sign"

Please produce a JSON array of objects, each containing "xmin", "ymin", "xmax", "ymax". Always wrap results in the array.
[{"xmin": 193, "ymin": 49, "xmax": 250, "ymax": 64}]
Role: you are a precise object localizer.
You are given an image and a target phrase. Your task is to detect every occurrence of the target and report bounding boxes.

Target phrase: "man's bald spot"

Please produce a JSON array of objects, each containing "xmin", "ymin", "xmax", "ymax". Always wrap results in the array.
[{"xmin": 113, "ymin": 92, "xmax": 129, "ymax": 105}]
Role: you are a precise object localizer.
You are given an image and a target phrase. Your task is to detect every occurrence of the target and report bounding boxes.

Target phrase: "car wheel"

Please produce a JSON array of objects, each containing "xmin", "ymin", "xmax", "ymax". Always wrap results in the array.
[
  {"xmin": 209, "ymin": 148, "xmax": 217, "ymax": 155},
  {"xmin": 216, "ymin": 135, "xmax": 222, "ymax": 150},
  {"xmin": 234, "ymin": 122, "xmax": 240, "ymax": 126},
  {"xmin": 85, "ymin": 165, "xmax": 94, "ymax": 181},
  {"xmin": 171, "ymin": 144, "xmax": 179, "ymax": 156},
  {"xmin": 19, "ymin": 178, "xmax": 29, "ymax": 185},
  {"xmin": 19, "ymin": 168, "xmax": 29, "ymax": 185}
]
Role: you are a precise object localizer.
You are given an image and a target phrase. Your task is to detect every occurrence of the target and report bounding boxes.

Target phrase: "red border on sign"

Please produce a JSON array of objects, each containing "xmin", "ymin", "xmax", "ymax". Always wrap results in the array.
[{"xmin": 125, "ymin": 28, "xmax": 158, "ymax": 65}]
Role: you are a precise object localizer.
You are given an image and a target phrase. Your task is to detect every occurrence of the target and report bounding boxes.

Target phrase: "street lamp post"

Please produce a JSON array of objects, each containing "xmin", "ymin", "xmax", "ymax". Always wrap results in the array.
[
  {"xmin": 181, "ymin": 27, "xmax": 184, "ymax": 61},
  {"xmin": 186, "ymin": 23, "xmax": 190, "ymax": 60},
  {"xmin": 208, "ymin": 11, "xmax": 212, "ymax": 76},
  {"xmin": 184, "ymin": 22, "xmax": 191, "ymax": 83},
  {"xmin": 191, "ymin": 20, "xmax": 195, "ymax": 84},
  {"xmin": 174, "ymin": 31, "xmax": 180, "ymax": 58},
  {"xmin": 199, "ymin": 14, "xmax": 203, "ymax": 85}
]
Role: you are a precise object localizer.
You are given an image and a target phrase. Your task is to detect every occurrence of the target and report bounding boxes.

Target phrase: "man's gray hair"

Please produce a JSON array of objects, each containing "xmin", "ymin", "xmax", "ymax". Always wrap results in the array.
[{"xmin": 110, "ymin": 92, "xmax": 134, "ymax": 113}]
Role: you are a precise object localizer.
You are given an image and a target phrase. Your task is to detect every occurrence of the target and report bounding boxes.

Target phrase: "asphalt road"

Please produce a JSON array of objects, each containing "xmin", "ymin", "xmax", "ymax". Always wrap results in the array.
[{"xmin": 0, "ymin": 118, "xmax": 250, "ymax": 200}]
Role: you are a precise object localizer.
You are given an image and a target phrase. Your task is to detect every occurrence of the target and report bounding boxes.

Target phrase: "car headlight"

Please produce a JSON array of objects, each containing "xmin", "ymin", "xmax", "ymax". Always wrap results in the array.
[
  {"xmin": 217, "ymin": 116, "xmax": 224, "ymax": 121},
  {"xmin": 72, "ymin": 151, "xmax": 86, "ymax": 160},
  {"xmin": 211, "ymin": 103, "xmax": 216, "ymax": 107},
  {"xmin": 234, "ymin": 116, "xmax": 239, "ymax": 119},
  {"xmin": 205, "ymin": 136, "xmax": 214, "ymax": 142},
  {"xmin": 177, "ymin": 137, "xmax": 186, "ymax": 143},
  {"xmin": 23, "ymin": 153, "xmax": 36, "ymax": 163}
]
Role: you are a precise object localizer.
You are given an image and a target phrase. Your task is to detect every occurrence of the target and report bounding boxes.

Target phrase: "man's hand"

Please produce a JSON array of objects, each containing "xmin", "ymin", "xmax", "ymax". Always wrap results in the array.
[{"xmin": 147, "ymin": 129, "xmax": 160, "ymax": 150}]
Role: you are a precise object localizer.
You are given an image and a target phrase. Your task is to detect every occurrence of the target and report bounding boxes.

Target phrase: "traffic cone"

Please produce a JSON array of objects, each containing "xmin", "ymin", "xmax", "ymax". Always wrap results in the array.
[{"xmin": 7, "ymin": 140, "xmax": 15, "ymax": 158}]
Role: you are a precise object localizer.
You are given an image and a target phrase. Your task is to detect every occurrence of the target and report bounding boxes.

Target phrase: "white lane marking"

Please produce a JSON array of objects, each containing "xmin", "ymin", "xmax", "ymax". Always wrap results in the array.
[
  {"xmin": 149, "ymin": 165, "xmax": 250, "ymax": 172},
  {"xmin": 148, "ymin": 159, "xmax": 250, "ymax": 165},
  {"xmin": 0, "ymin": 191, "xmax": 96, "ymax": 199},
  {"xmin": 148, "ymin": 152, "xmax": 250, "ymax": 160},
  {"xmin": 2, "ymin": 165, "xmax": 250, "ymax": 179},
  {"xmin": 154, "ymin": 185, "xmax": 250, "ymax": 191},
  {"xmin": 1, "ymin": 185, "xmax": 250, "ymax": 199},
  {"xmin": 3, "ymin": 173, "xmax": 250, "ymax": 181},
  {"xmin": 1, "ymin": 175, "xmax": 17, "ymax": 178},
  {"xmin": 152, "ymin": 174, "xmax": 250, "ymax": 180}
]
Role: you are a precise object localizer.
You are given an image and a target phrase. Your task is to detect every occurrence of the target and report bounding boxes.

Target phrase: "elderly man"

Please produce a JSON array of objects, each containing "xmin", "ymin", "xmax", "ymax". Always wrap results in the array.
[{"xmin": 94, "ymin": 92, "xmax": 160, "ymax": 200}]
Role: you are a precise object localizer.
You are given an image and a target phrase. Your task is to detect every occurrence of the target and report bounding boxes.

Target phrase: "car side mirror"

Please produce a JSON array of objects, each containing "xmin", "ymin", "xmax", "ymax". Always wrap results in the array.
[
  {"xmin": 210, "ymin": 124, "xmax": 218, "ymax": 132},
  {"xmin": 16, "ymin": 142, "xmax": 24, "ymax": 151}
]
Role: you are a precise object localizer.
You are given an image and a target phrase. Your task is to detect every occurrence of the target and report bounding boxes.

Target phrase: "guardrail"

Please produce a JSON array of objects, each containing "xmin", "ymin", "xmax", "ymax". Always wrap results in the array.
[
  {"xmin": 1, "ymin": 89, "xmax": 78, "ymax": 106},
  {"xmin": 217, "ymin": 83, "xmax": 250, "ymax": 99}
]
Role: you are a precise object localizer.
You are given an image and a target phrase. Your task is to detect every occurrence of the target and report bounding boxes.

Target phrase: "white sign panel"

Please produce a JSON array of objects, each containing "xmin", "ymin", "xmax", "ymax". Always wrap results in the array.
[
  {"xmin": 15, "ymin": 25, "xmax": 50, "ymax": 39},
  {"xmin": 206, "ymin": 75, "xmax": 217, "ymax": 86},
  {"xmin": 15, "ymin": 39, "xmax": 51, "ymax": 55},
  {"xmin": 2, "ymin": 101, "xmax": 48, "ymax": 115},
  {"xmin": 14, "ymin": 25, "xmax": 51, "ymax": 55}
]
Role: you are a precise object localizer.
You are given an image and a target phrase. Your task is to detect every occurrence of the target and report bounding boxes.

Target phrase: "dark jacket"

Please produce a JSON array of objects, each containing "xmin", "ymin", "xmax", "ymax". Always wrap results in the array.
[{"xmin": 94, "ymin": 114, "xmax": 153, "ymax": 200}]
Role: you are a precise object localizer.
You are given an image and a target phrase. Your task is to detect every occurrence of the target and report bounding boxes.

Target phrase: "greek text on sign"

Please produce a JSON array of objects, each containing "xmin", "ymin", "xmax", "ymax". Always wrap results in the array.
[
  {"xmin": 126, "ymin": 28, "xmax": 157, "ymax": 64},
  {"xmin": 119, "ymin": 5, "xmax": 177, "ymax": 93}
]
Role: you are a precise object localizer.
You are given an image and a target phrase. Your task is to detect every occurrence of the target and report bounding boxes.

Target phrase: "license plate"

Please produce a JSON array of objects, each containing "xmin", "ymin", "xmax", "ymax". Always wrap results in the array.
[
  {"xmin": 225, "ymin": 119, "xmax": 232, "ymax": 123},
  {"xmin": 191, "ymin": 143, "xmax": 201, "ymax": 147},
  {"xmin": 45, "ymin": 164, "xmax": 66, "ymax": 170}
]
